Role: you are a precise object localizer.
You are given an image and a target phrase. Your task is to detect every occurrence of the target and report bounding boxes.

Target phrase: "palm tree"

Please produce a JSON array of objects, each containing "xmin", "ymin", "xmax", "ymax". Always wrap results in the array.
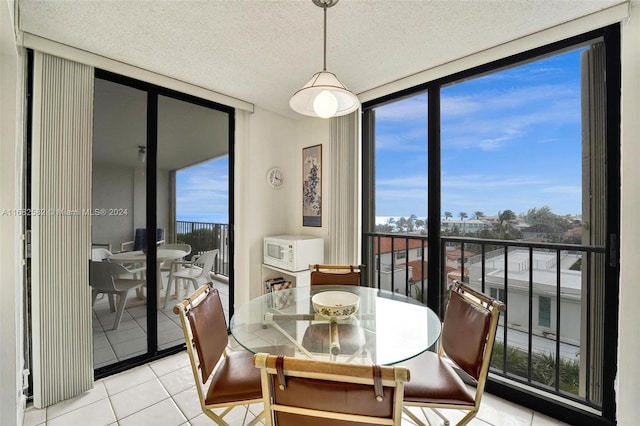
[
  {"xmin": 396, "ymin": 217, "xmax": 408, "ymax": 232},
  {"xmin": 473, "ymin": 211, "xmax": 485, "ymax": 220},
  {"xmin": 407, "ymin": 214, "xmax": 417, "ymax": 232},
  {"xmin": 375, "ymin": 223, "xmax": 393, "ymax": 232},
  {"xmin": 459, "ymin": 212, "xmax": 468, "ymax": 234},
  {"xmin": 387, "ymin": 217, "xmax": 396, "ymax": 232},
  {"xmin": 496, "ymin": 209, "xmax": 517, "ymax": 239},
  {"xmin": 444, "ymin": 211, "xmax": 452, "ymax": 221}
]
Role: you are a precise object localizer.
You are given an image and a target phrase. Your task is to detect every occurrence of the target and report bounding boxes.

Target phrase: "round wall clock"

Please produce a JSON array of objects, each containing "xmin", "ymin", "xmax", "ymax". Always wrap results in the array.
[{"xmin": 266, "ymin": 167, "xmax": 283, "ymax": 188}]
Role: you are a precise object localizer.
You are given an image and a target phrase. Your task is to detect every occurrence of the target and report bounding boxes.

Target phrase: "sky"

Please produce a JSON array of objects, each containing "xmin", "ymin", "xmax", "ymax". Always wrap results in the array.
[
  {"xmin": 374, "ymin": 47, "xmax": 586, "ymax": 222},
  {"xmin": 177, "ymin": 48, "xmax": 586, "ymax": 225},
  {"xmin": 176, "ymin": 156, "xmax": 228, "ymax": 224}
]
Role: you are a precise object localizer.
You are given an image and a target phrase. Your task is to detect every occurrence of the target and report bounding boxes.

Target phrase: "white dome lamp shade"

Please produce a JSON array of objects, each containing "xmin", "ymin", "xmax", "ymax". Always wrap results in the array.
[
  {"xmin": 289, "ymin": 0, "xmax": 360, "ymax": 118},
  {"xmin": 290, "ymin": 71, "xmax": 359, "ymax": 118}
]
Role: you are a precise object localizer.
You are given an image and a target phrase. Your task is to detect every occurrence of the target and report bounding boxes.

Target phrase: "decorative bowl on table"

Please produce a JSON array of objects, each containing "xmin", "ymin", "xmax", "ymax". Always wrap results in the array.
[{"xmin": 312, "ymin": 291, "xmax": 360, "ymax": 320}]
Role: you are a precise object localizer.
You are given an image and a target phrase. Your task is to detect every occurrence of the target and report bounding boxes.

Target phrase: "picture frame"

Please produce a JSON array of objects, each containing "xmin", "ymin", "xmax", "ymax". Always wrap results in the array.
[{"xmin": 302, "ymin": 144, "xmax": 322, "ymax": 227}]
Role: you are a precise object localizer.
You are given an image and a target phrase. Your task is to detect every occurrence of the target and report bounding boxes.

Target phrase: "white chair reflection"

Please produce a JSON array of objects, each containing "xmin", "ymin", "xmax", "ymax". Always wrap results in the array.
[
  {"xmin": 159, "ymin": 243, "xmax": 192, "ymax": 275},
  {"xmin": 90, "ymin": 260, "xmax": 146, "ymax": 330},
  {"xmin": 162, "ymin": 249, "xmax": 218, "ymax": 309}
]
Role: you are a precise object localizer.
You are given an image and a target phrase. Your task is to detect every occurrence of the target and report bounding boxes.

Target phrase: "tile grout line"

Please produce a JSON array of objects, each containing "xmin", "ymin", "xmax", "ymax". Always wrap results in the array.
[
  {"xmin": 145, "ymin": 359, "xmax": 191, "ymax": 425},
  {"xmin": 40, "ymin": 383, "xmax": 116, "ymax": 425},
  {"xmin": 104, "ymin": 365, "xmax": 164, "ymax": 423}
]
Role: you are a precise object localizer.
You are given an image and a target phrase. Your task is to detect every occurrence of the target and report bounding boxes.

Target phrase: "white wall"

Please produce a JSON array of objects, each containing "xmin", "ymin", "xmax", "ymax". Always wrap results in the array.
[
  {"xmin": 92, "ymin": 163, "xmax": 135, "ymax": 249},
  {"xmin": 234, "ymin": 106, "xmax": 330, "ymax": 304},
  {"xmin": 616, "ymin": 3, "xmax": 640, "ymax": 425},
  {"xmin": 92, "ymin": 163, "xmax": 170, "ymax": 250},
  {"xmin": 291, "ymin": 117, "xmax": 332, "ymax": 241},
  {"xmin": 0, "ymin": 1, "xmax": 25, "ymax": 425}
]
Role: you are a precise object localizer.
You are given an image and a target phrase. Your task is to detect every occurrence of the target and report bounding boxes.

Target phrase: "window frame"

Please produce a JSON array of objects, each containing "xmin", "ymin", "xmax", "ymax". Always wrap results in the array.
[{"xmin": 361, "ymin": 24, "xmax": 620, "ymax": 426}]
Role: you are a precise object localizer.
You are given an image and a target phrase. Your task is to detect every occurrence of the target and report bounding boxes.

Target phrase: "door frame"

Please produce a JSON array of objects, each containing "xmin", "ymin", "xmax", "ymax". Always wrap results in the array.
[{"xmin": 92, "ymin": 69, "xmax": 235, "ymax": 377}]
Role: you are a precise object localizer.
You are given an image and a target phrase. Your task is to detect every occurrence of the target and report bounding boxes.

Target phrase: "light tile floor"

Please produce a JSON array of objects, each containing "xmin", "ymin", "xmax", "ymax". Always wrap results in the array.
[
  {"xmin": 92, "ymin": 276, "xmax": 230, "ymax": 368},
  {"xmin": 23, "ymin": 348, "xmax": 570, "ymax": 426}
]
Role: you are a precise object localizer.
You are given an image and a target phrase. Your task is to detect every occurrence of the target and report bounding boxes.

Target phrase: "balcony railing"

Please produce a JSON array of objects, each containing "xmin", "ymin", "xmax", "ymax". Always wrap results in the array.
[
  {"xmin": 363, "ymin": 232, "xmax": 606, "ymax": 411},
  {"xmin": 176, "ymin": 221, "xmax": 229, "ymax": 277}
]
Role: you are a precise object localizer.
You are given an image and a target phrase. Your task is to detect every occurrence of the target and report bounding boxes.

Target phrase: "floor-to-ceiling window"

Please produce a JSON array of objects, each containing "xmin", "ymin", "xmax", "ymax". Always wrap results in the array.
[
  {"xmin": 91, "ymin": 71, "xmax": 234, "ymax": 375},
  {"xmin": 362, "ymin": 25, "xmax": 619, "ymax": 425},
  {"xmin": 366, "ymin": 94, "xmax": 429, "ymax": 299}
]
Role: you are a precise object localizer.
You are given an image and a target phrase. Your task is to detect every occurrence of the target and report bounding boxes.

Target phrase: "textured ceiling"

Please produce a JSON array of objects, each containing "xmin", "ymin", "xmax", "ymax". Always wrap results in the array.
[{"xmin": 18, "ymin": 0, "xmax": 624, "ymax": 118}]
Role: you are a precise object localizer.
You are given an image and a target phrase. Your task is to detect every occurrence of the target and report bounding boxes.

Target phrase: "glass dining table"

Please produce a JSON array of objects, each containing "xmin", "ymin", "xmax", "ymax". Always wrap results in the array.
[{"xmin": 230, "ymin": 285, "xmax": 441, "ymax": 365}]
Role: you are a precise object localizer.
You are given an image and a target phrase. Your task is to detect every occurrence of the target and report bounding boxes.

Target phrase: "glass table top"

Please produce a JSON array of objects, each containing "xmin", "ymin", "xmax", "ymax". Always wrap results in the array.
[{"xmin": 230, "ymin": 285, "xmax": 441, "ymax": 365}]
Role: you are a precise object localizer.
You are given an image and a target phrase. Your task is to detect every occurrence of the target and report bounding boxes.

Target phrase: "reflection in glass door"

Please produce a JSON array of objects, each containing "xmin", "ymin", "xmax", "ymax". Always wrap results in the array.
[
  {"xmin": 156, "ymin": 95, "xmax": 230, "ymax": 350},
  {"xmin": 91, "ymin": 73, "xmax": 233, "ymax": 374},
  {"xmin": 91, "ymin": 78, "xmax": 148, "ymax": 369}
]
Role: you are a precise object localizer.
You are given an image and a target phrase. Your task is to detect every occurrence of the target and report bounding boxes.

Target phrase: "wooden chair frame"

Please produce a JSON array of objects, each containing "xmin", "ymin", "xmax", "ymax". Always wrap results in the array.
[
  {"xmin": 255, "ymin": 353, "xmax": 408, "ymax": 425},
  {"xmin": 402, "ymin": 281, "xmax": 505, "ymax": 426},
  {"xmin": 309, "ymin": 264, "xmax": 365, "ymax": 286},
  {"xmin": 174, "ymin": 284, "xmax": 264, "ymax": 426}
]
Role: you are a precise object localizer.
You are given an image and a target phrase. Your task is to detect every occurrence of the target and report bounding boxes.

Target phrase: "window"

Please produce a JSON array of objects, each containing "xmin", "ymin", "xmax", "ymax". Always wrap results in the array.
[
  {"xmin": 539, "ymin": 296, "xmax": 551, "ymax": 328},
  {"xmin": 396, "ymin": 251, "xmax": 406, "ymax": 261},
  {"xmin": 362, "ymin": 26, "xmax": 620, "ymax": 424},
  {"xmin": 490, "ymin": 287, "xmax": 506, "ymax": 303}
]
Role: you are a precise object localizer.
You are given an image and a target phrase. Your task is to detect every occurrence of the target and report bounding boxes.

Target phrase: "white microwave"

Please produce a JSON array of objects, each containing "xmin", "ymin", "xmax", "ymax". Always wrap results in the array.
[{"xmin": 263, "ymin": 235, "xmax": 324, "ymax": 272}]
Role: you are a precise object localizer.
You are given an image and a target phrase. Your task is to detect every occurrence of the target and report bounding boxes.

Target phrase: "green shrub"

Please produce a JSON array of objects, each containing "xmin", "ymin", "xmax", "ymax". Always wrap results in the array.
[{"xmin": 490, "ymin": 341, "xmax": 579, "ymax": 395}]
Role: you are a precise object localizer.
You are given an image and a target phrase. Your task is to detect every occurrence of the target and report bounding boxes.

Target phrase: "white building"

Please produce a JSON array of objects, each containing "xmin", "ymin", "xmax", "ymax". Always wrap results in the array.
[
  {"xmin": 441, "ymin": 219, "xmax": 489, "ymax": 234},
  {"xmin": 468, "ymin": 249, "xmax": 583, "ymax": 344}
]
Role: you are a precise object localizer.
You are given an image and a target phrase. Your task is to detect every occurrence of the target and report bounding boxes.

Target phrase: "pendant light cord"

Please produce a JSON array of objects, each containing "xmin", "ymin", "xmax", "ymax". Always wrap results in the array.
[{"xmin": 323, "ymin": 3, "xmax": 327, "ymax": 71}]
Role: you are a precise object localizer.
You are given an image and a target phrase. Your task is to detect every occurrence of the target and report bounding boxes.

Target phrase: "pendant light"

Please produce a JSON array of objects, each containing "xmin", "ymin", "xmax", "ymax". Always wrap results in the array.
[{"xmin": 289, "ymin": 0, "xmax": 359, "ymax": 118}]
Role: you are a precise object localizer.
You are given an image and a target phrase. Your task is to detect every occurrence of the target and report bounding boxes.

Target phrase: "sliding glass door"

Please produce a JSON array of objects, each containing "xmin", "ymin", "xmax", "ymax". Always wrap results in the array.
[
  {"xmin": 156, "ymin": 94, "xmax": 231, "ymax": 351},
  {"xmin": 92, "ymin": 78, "xmax": 148, "ymax": 367},
  {"xmin": 91, "ymin": 72, "xmax": 233, "ymax": 375}
]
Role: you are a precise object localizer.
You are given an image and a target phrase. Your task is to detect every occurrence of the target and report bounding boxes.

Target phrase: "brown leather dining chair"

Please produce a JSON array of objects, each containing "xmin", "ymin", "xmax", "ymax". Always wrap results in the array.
[
  {"xmin": 254, "ymin": 352, "xmax": 409, "ymax": 425},
  {"xmin": 309, "ymin": 264, "xmax": 365, "ymax": 286},
  {"xmin": 401, "ymin": 281, "xmax": 505, "ymax": 426},
  {"xmin": 173, "ymin": 283, "xmax": 264, "ymax": 426}
]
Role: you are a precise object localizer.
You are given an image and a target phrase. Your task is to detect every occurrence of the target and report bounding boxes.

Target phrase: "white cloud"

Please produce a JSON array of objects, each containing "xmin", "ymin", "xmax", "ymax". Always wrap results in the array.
[
  {"xmin": 376, "ymin": 128, "xmax": 427, "ymax": 152},
  {"xmin": 442, "ymin": 100, "xmax": 580, "ymax": 152},
  {"xmin": 376, "ymin": 189, "xmax": 427, "ymax": 201},
  {"xmin": 442, "ymin": 173, "xmax": 551, "ymax": 190},
  {"xmin": 176, "ymin": 158, "xmax": 229, "ymax": 222},
  {"xmin": 377, "ymin": 175, "xmax": 428, "ymax": 188},
  {"xmin": 440, "ymin": 95, "xmax": 482, "ymax": 117},
  {"xmin": 374, "ymin": 95, "xmax": 427, "ymax": 121},
  {"xmin": 540, "ymin": 185, "xmax": 581, "ymax": 196}
]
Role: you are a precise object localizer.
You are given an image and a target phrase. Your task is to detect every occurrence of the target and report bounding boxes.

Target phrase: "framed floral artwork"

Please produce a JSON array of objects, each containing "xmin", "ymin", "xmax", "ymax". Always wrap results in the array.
[{"xmin": 302, "ymin": 144, "xmax": 322, "ymax": 227}]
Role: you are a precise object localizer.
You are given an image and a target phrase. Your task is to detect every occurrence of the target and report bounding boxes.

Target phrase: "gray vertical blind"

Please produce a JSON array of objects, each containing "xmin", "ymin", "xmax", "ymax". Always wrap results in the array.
[
  {"xmin": 329, "ymin": 111, "xmax": 361, "ymax": 264},
  {"xmin": 31, "ymin": 52, "xmax": 94, "ymax": 408},
  {"xmin": 580, "ymin": 42, "xmax": 606, "ymax": 405}
]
